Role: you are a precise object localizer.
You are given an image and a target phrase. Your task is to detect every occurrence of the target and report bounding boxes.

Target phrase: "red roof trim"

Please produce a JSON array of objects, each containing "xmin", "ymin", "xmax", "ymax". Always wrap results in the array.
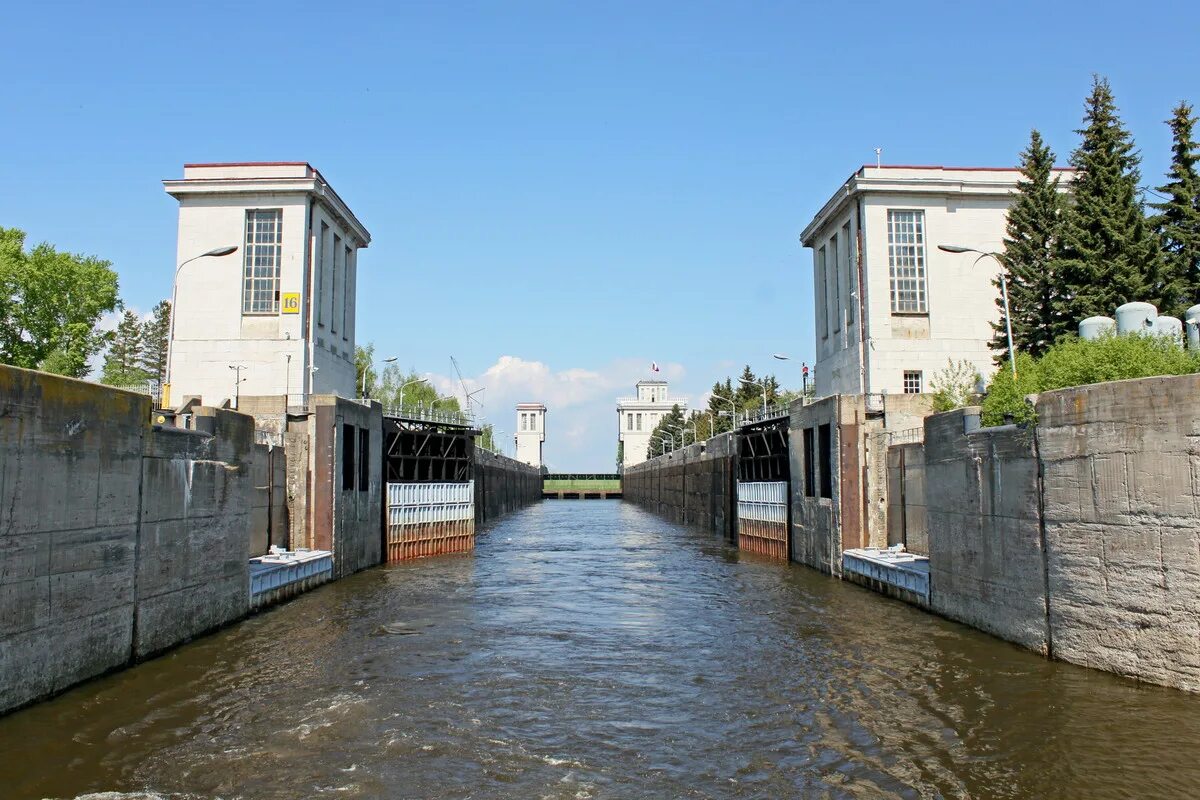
[
  {"xmin": 858, "ymin": 164, "xmax": 1077, "ymax": 173},
  {"xmin": 183, "ymin": 161, "xmax": 313, "ymax": 169}
]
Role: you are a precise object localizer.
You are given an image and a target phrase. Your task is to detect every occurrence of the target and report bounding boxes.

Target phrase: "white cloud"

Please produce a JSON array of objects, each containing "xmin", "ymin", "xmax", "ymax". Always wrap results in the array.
[{"xmin": 420, "ymin": 355, "xmax": 687, "ymax": 471}]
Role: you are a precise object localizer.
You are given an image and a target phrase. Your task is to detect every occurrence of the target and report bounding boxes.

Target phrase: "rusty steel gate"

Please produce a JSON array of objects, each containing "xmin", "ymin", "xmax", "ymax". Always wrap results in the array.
[{"xmin": 386, "ymin": 481, "xmax": 475, "ymax": 560}]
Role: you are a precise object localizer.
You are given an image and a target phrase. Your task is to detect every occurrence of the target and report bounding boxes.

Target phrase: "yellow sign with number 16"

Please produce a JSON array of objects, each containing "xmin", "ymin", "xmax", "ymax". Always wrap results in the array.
[{"xmin": 281, "ymin": 292, "xmax": 301, "ymax": 314}]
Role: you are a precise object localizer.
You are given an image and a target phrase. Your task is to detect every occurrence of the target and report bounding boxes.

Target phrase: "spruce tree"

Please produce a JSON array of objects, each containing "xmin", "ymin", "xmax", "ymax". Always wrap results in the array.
[
  {"xmin": 734, "ymin": 365, "xmax": 759, "ymax": 408},
  {"xmin": 139, "ymin": 300, "xmax": 171, "ymax": 384},
  {"xmin": 993, "ymin": 130, "xmax": 1069, "ymax": 359},
  {"xmin": 1150, "ymin": 102, "xmax": 1200, "ymax": 317},
  {"xmin": 1055, "ymin": 76, "xmax": 1161, "ymax": 332},
  {"xmin": 102, "ymin": 310, "xmax": 150, "ymax": 385}
]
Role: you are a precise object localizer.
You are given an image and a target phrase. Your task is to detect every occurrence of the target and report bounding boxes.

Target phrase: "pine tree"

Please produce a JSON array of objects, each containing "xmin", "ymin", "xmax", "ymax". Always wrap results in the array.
[
  {"xmin": 734, "ymin": 365, "xmax": 759, "ymax": 408},
  {"xmin": 1055, "ymin": 76, "xmax": 1161, "ymax": 331},
  {"xmin": 102, "ymin": 310, "xmax": 150, "ymax": 386},
  {"xmin": 993, "ymin": 130, "xmax": 1069, "ymax": 359},
  {"xmin": 139, "ymin": 300, "xmax": 171, "ymax": 383},
  {"xmin": 1150, "ymin": 102, "xmax": 1200, "ymax": 317}
]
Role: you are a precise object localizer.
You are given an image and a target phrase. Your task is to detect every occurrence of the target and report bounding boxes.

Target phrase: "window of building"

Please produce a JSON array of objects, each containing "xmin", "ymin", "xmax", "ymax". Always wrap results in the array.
[
  {"xmin": 317, "ymin": 221, "xmax": 328, "ymax": 326},
  {"xmin": 341, "ymin": 423, "xmax": 356, "ymax": 491},
  {"xmin": 830, "ymin": 233, "xmax": 841, "ymax": 333},
  {"xmin": 331, "ymin": 234, "xmax": 341, "ymax": 333},
  {"xmin": 803, "ymin": 427, "xmax": 816, "ymax": 497},
  {"xmin": 903, "ymin": 370, "xmax": 923, "ymax": 394},
  {"xmin": 887, "ymin": 210, "xmax": 928, "ymax": 313},
  {"xmin": 343, "ymin": 244, "xmax": 351, "ymax": 339},
  {"xmin": 843, "ymin": 221, "xmax": 855, "ymax": 327},
  {"xmin": 817, "ymin": 246, "xmax": 828, "ymax": 339},
  {"xmin": 818, "ymin": 423, "xmax": 833, "ymax": 499},
  {"xmin": 636, "ymin": 413, "xmax": 642, "ymax": 431},
  {"xmin": 627, "ymin": 413, "xmax": 633, "ymax": 431},
  {"xmin": 242, "ymin": 209, "xmax": 282, "ymax": 314},
  {"xmin": 358, "ymin": 427, "xmax": 370, "ymax": 492}
]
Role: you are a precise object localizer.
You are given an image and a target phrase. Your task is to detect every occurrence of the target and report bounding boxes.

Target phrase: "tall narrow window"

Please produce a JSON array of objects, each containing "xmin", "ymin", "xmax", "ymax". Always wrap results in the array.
[
  {"xmin": 818, "ymin": 423, "xmax": 833, "ymax": 499},
  {"xmin": 817, "ymin": 247, "xmax": 828, "ymax": 338},
  {"xmin": 342, "ymin": 423, "xmax": 356, "ymax": 491},
  {"xmin": 843, "ymin": 222, "xmax": 855, "ymax": 327},
  {"xmin": 317, "ymin": 222, "xmax": 328, "ymax": 326},
  {"xmin": 830, "ymin": 233, "xmax": 841, "ymax": 333},
  {"xmin": 342, "ymin": 244, "xmax": 351, "ymax": 339},
  {"xmin": 331, "ymin": 234, "xmax": 341, "ymax": 334},
  {"xmin": 887, "ymin": 210, "xmax": 928, "ymax": 313},
  {"xmin": 636, "ymin": 413, "xmax": 642, "ymax": 431},
  {"xmin": 358, "ymin": 427, "xmax": 370, "ymax": 492},
  {"xmin": 803, "ymin": 427, "xmax": 816, "ymax": 497},
  {"xmin": 242, "ymin": 209, "xmax": 282, "ymax": 314},
  {"xmin": 627, "ymin": 413, "xmax": 633, "ymax": 431}
]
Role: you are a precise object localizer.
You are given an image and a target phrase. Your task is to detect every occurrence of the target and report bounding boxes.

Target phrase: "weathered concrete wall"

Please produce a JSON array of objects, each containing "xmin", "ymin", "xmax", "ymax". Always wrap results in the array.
[
  {"xmin": 789, "ymin": 395, "xmax": 853, "ymax": 573},
  {"xmin": 886, "ymin": 442, "xmax": 927, "ymax": 554},
  {"xmin": 0, "ymin": 365, "xmax": 257, "ymax": 714},
  {"xmin": 1037, "ymin": 376, "xmax": 1200, "ymax": 692},
  {"xmin": 248, "ymin": 441, "xmax": 288, "ymax": 556},
  {"xmin": 308, "ymin": 396, "xmax": 383, "ymax": 580},
  {"xmin": 623, "ymin": 432, "xmax": 738, "ymax": 544},
  {"xmin": 134, "ymin": 408, "xmax": 255, "ymax": 659},
  {"xmin": 474, "ymin": 448, "xmax": 541, "ymax": 525},
  {"xmin": 923, "ymin": 409, "xmax": 1050, "ymax": 654}
]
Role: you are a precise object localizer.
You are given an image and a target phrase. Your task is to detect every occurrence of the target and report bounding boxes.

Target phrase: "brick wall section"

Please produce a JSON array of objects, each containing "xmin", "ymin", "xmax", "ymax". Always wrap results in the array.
[
  {"xmin": 1037, "ymin": 375, "xmax": 1200, "ymax": 692},
  {"xmin": 923, "ymin": 409, "xmax": 1050, "ymax": 654},
  {"xmin": 0, "ymin": 365, "xmax": 257, "ymax": 714},
  {"xmin": 473, "ymin": 449, "xmax": 541, "ymax": 526},
  {"xmin": 622, "ymin": 433, "xmax": 738, "ymax": 544}
]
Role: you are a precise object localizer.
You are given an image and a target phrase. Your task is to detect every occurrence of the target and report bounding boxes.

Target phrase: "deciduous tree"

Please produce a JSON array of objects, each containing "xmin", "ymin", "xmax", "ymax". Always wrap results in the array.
[{"xmin": 0, "ymin": 227, "xmax": 120, "ymax": 377}]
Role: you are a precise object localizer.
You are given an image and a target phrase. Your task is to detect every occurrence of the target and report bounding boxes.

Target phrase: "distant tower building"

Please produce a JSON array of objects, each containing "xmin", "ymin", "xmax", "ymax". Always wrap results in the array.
[
  {"xmin": 515, "ymin": 403, "xmax": 546, "ymax": 468},
  {"xmin": 617, "ymin": 380, "xmax": 687, "ymax": 468},
  {"xmin": 162, "ymin": 162, "xmax": 371, "ymax": 408}
]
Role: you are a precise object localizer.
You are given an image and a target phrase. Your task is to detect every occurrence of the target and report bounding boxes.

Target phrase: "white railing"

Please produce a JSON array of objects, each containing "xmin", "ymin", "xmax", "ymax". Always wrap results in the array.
[
  {"xmin": 383, "ymin": 405, "xmax": 474, "ymax": 426},
  {"xmin": 736, "ymin": 403, "xmax": 790, "ymax": 427},
  {"xmin": 616, "ymin": 396, "xmax": 690, "ymax": 407},
  {"xmin": 100, "ymin": 379, "xmax": 162, "ymax": 404}
]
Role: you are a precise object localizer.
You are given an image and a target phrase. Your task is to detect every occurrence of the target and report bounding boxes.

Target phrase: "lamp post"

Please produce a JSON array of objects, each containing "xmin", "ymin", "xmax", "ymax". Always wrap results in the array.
[
  {"xmin": 739, "ymin": 377, "xmax": 768, "ymax": 415},
  {"xmin": 398, "ymin": 376, "xmax": 431, "ymax": 410},
  {"xmin": 714, "ymin": 395, "xmax": 738, "ymax": 430},
  {"xmin": 228, "ymin": 364, "xmax": 247, "ymax": 409},
  {"xmin": 165, "ymin": 245, "xmax": 239, "ymax": 406},
  {"xmin": 938, "ymin": 244, "xmax": 1016, "ymax": 378},
  {"xmin": 772, "ymin": 353, "xmax": 810, "ymax": 398},
  {"xmin": 363, "ymin": 355, "xmax": 397, "ymax": 399}
]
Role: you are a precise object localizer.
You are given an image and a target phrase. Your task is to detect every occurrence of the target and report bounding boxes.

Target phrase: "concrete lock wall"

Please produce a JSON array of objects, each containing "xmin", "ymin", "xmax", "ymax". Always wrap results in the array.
[
  {"xmin": 1037, "ymin": 375, "xmax": 1200, "ymax": 692},
  {"xmin": 0, "ymin": 365, "xmax": 259, "ymax": 714},
  {"xmin": 623, "ymin": 432, "xmax": 738, "ymax": 544},
  {"xmin": 473, "ymin": 448, "xmax": 541, "ymax": 526},
  {"xmin": 308, "ymin": 395, "xmax": 383, "ymax": 580},
  {"xmin": 923, "ymin": 409, "xmax": 1050, "ymax": 654}
]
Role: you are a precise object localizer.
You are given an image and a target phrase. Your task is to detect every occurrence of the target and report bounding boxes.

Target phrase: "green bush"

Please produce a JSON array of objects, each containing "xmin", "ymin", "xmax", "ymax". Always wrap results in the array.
[
  {"xmin": 929, "ymin": 358, "xmax": 982, "ymax": 413},
  {"xmin": 980, "ymin": 352, "xmax": 1041, "ymax": 427},
  {"xmin": 1038, "ymin": 332, "xmax": 1200, "ymax": 389},
  {"xmin": 980, "ymin": 333, "xmax": 1200, "ymax": 427}
]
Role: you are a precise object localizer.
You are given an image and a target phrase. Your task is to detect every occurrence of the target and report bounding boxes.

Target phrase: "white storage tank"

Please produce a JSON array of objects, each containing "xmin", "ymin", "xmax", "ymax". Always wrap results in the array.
[
  {"xmin": 1186, "ymin": 305, "xmax": 1200, "ymax": 349},
  {"xmin": 1115, "ymin": 301, "xmax": 1158, "ymax": 335},
  {"xmin": 1078, "ymin": 316, "xmax": 1116, "ymax": 341},
  {"xmin": 1155, "ymin": 315, "xmax": 1183, "ymax": 344}
]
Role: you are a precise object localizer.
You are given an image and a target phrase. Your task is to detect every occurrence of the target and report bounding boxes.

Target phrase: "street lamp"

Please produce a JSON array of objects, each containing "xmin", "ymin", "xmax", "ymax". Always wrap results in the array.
[
  {"xmin": 739, "ymin": 377, "xmax": 768, "ymax": 415},
  {"xmin": 713, "ymin": 394, "xmax": 737, "ymax": 429},
  {"xmin": 363, "ymin": 355, "xmax": 397, "ymax": 399},
  {"xmin": 938, "ymin": 244, "xmax": 1016, "ymax": 378},
  {"xmin": 398, "ymin": 375, "xmax": 431, "ymax": 409},
  {"xmin": 165, "ymin": 245, "xmax": 239, "ymax": 405},
  {"xmin": 228, "ymin": 364, "xmax": 247, "ymax": 409},
  {"xmin": 773, "ymin": 353, "xmax": 811, "ymax": 397}
]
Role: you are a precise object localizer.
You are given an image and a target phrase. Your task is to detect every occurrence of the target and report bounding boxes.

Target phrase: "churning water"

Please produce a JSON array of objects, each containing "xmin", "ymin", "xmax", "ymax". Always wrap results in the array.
[{"xmin": 2, "ymin": 501, "xmax": 1197, "ymax": 799}]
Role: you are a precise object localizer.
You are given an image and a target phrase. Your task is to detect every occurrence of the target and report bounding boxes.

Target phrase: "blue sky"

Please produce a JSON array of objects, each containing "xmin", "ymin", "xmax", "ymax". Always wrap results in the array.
[{"xmin": 2, "ymin": 1, "xmax": 1197, "ymax": 469}]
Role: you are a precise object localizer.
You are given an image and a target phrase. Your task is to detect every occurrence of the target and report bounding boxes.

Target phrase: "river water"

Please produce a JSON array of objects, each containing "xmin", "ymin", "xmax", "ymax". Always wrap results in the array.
[{"xmin": 2, "ymin": 500, "xmax": 1197, "ymax": 799}]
